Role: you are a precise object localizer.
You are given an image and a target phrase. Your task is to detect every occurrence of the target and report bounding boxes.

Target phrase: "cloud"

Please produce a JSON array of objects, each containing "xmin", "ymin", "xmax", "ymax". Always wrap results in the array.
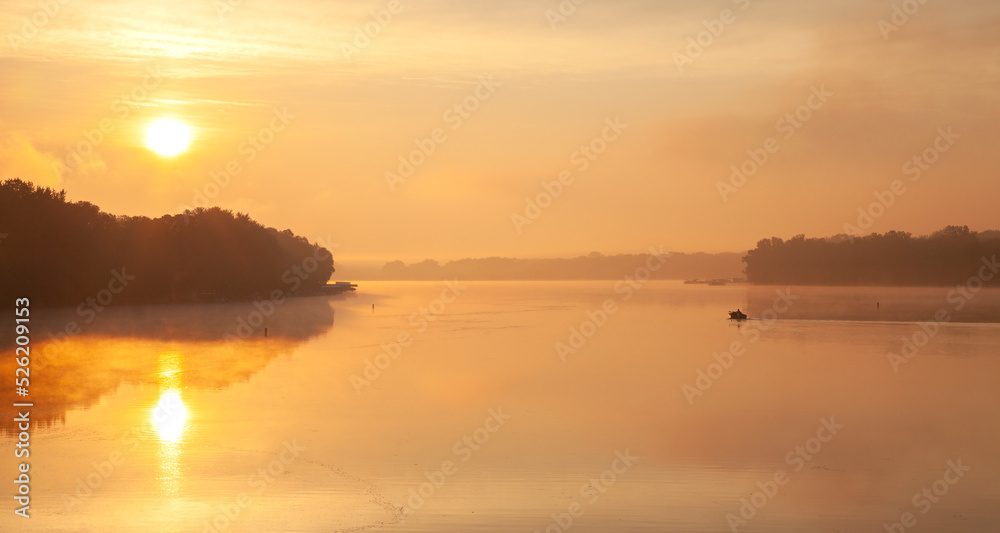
[{"xmin": 0, "ymin": 129, "xmax": 62, "ymax": 187}]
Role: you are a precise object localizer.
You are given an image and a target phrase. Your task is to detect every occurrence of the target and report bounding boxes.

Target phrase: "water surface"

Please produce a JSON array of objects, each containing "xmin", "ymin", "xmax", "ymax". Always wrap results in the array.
[{"xmin": 2, "ymin": 281, "xmax": 999, "ymax": 532}]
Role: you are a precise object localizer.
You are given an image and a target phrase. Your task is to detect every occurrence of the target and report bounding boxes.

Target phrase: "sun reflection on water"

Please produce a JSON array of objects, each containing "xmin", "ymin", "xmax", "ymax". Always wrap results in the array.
[
  {"xmin": 153, "ymin": 391, "xmax": 188, "ymax": 442},
  {"xmin": 151, "ymin": 351, "xmax": 188, "ymax": 495}
]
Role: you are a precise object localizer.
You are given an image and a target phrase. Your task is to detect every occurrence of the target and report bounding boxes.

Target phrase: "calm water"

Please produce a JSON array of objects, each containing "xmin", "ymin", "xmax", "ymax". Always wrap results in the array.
[{"xmin": 2, "ymin": 281, "xmax": 999, "ymax": 532}]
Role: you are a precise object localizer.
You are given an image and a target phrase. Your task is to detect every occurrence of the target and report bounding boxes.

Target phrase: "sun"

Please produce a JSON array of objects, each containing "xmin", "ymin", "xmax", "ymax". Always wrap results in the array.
[{"xmin": 146, "ymin": 118, "xmax": 191, "ymax": 156}]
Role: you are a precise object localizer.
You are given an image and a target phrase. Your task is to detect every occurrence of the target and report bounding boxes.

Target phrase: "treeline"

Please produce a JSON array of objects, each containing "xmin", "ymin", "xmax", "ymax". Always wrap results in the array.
[
  {"xmin": 0, "ymin": 179, "xmax": 334, "ymax": 307},
  {"xmin": 743, "ymin": 226, "xmax": 1000, "ymax": 286},
  {"xmin": 376, "ymin": 251, "xmax": 745, "ymax": 280}
]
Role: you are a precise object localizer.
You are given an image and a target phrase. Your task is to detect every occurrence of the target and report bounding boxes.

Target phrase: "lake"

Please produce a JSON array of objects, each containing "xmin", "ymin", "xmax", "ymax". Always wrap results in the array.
[{"xmin": 2, "ymin": 281, "xmax": 999, "ymax": 532}]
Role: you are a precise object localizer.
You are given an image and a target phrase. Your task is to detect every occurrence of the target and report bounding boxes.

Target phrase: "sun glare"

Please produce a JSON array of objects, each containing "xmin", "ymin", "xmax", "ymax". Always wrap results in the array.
[
  {"xmin": 145, "ymin": 118, "xmax": 191, "ymax": 156},
  {"xmin": 152, "ymin": 390, "xmax": 188, "ymax": 442}
]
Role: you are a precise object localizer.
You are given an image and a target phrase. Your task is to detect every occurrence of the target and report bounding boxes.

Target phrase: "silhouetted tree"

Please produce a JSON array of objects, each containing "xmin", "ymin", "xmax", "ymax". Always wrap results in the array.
[
  {"xmin": 0, "ymin": 179, "xmax": 335, "ymax": 307},
  {"xmin": 743, "ymin": 226, "xmax": 999, "ymax": 286}
]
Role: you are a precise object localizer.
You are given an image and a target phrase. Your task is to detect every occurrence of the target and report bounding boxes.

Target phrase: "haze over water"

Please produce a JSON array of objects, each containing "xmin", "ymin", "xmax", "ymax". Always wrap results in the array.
[
  {"xmin": 4, "ymin": 0, "xmax": 1000, "ymax": 530},
  {"xmin": 2, "ymin": 281, "xmax": 999, "ymax": 532}
]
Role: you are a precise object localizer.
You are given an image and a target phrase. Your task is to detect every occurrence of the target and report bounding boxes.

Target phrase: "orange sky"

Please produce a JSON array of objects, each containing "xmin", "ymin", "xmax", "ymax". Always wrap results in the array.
[{"xmin": 1, "ymin": 0, "xmax": 998, "ymax": 263}]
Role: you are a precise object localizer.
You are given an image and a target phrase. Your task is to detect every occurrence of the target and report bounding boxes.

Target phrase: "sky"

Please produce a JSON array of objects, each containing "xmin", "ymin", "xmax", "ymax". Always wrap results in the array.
[{"xmin": 1, "ymin": 0, "xmax": 998, "ymax": 264}]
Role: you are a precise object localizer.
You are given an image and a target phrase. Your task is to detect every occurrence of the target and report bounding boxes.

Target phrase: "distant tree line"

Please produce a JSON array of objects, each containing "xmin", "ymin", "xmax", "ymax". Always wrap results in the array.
[
  {"xmin": 377, "ymin": 251, "xmax": 746, "ymax": 281},
  {"xmin": 743, "ymin": 226, "xmax": 1000, "ymax": 286},
  {"xmin": 0, "ymin": 179, "xmax": 334, "ymax": 307}
]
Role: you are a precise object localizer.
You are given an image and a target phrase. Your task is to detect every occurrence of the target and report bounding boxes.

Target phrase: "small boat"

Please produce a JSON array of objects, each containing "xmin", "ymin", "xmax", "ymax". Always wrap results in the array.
[{"xmin": 728, "ymin": 310, "xmax": 747, "ymax": 320}]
